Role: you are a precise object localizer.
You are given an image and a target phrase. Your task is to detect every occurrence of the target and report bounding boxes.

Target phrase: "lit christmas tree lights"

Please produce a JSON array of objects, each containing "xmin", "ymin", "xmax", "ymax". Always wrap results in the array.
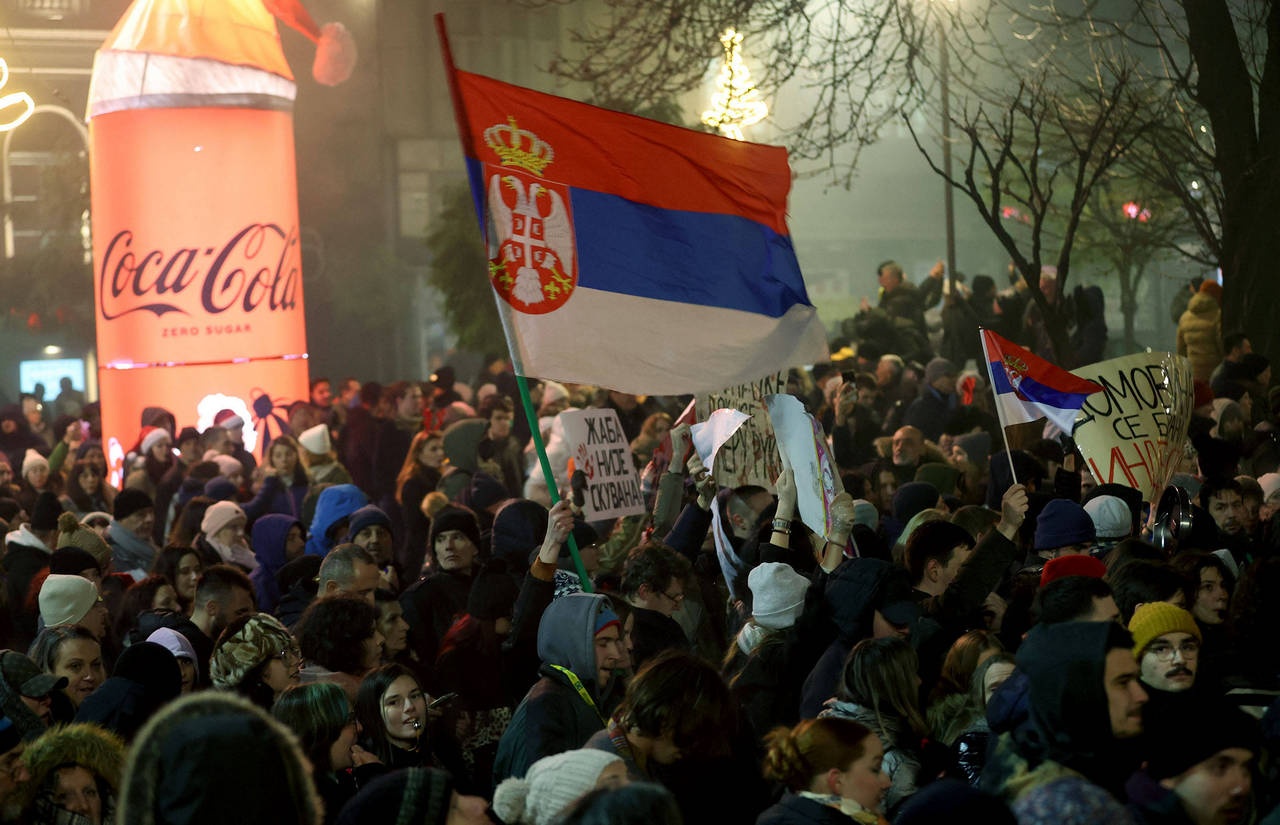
[{"xmin": 701, "ymin": 28, "xmax": 768, "ymax": 141}]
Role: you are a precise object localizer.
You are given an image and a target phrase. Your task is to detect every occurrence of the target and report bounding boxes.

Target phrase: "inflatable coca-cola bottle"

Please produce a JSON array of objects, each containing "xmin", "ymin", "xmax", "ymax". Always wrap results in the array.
[{"xmin": 87, "ymin": 0, "xmax": 354, "ymax": 483}]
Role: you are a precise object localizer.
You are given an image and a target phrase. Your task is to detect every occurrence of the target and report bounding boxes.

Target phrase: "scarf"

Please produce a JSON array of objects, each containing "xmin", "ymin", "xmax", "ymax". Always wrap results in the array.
[
  {"xmin": 797, "ymin": 791, "xmax": 885, "ymax": 824},
  {"xmin": 205, "ymin": 536, "xmax": 259, "ymax": 572},
  {"xmin": 107, "ymin": 521, "xmax": 155, "ymax": 580}
]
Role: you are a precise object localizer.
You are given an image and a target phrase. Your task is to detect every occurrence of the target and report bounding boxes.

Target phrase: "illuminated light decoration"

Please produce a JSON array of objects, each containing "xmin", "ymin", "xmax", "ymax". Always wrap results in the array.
[
  {"xmin": 701, "ymin": 28, "xmax": 769, "ymax": 141},
  {"xmin": 1000, "ymin": 206, "xmax": 1032, "ymax": 225},
  {"xmin": 1122, "ymin": 201, "xmax": 1152, "ymax": 223},
  {"xmin": 195, "ymin": 394, "xmax": 257, "ymax": 453},
  {"xmin": 0, "ymin": 58, "xmax": 35, "ymax": 132}
]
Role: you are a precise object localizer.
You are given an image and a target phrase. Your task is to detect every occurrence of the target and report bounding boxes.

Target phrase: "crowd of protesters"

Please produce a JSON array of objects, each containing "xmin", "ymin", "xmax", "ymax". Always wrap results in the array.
[{"xmin": 0, "ymin": 260, "xmax": 1271, "ymax": 825}]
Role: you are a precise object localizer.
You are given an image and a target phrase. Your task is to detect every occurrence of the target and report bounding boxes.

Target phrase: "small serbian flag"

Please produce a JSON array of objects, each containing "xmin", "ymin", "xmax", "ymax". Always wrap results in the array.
[
  {"xmin": 980, "ymin": 329, "xmax": 1102, "ymax": 435},
  {"xmin": 440, "ymin": 44, "xmax": 828, "ymax": 395}
]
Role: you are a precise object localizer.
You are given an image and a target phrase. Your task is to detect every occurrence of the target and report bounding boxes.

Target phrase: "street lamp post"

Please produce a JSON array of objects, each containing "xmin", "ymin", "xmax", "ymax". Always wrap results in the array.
[{"xmin": 939, "ymin": 11, "xmax": 957, "ymax": 297}]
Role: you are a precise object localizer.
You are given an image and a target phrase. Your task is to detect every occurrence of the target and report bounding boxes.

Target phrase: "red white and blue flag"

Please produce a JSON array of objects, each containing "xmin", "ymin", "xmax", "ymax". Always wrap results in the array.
[
  {"xmin": 980, "ymin": 329, "xmax": 1102, "ymax": 434},
  {"xmin": 441, "ymin": 53, "xmax": 828, "ymax": 395}
]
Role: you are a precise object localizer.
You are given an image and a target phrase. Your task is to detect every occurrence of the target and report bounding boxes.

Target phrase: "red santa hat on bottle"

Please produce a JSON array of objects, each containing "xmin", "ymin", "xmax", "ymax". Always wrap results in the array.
[
  {"xmin": 262, "ymin": 0, "xmax": 357, "ymax": 86},
  {"xmin": 91, "ymin": 0, "xmax": 355, "ymax": 117}
]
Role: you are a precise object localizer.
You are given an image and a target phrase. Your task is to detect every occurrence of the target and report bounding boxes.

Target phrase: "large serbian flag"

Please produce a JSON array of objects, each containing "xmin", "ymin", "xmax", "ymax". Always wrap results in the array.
[
  {"xmin": 980, "ymin": 329, "xmax": 1102, "ymax": 435},
  {"xmin": 441, "ymin": 54, "xmax": 828, "ymax": 395}
]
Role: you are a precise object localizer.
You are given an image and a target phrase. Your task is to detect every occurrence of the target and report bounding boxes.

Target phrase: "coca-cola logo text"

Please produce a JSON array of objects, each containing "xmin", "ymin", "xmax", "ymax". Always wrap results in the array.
[{"xmin": 98, "ymin": 224, "xmax": 301, "ymax": 320}]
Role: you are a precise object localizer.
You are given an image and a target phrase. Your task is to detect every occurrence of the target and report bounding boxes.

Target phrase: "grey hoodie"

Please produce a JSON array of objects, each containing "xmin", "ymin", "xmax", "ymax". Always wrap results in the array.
[
  {"xmin": 494, "ymin": 593, "xmax": 619, "ymax": 781},
  {"xmin": 536, "ymin": 593, "xmax": 614, "ymax": 703}
]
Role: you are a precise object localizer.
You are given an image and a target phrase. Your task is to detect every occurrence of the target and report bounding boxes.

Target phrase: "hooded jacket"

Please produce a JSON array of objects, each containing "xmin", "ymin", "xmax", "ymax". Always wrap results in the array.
[
  {"xmin": 492, "ymin": 593, "xmax": 622, "ymax": 783},
  {"xmin": 305, "ymin": 484, "xmax": 367, "ymax": 557},
  {"xmin": 117, "ymin": 692, "xmax": 321, "ymax": 825},
  {"xmin": 16, "ymin": 723, "xmax": 126, "ymax": 825},
  {"xmin": 982, "ymin": 622, "xmax": 1138, "ymax": 822},
  {"xmin": 250, "ymin": 514, "xmax": 302, "ymax": 613}
]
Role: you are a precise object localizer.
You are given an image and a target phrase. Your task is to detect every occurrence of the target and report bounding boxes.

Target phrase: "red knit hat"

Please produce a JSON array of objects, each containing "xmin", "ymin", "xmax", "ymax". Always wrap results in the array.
[{"xmin": 1039, "ymin": 554, "xmax": 1107, "ymax": 587}]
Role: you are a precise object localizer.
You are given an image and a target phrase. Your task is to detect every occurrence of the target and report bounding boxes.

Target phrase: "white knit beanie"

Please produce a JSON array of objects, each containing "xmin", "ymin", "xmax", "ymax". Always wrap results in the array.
[
  {"xmin": 1084, "ymin": 495, "xmax": 1131, "ymax": 539},
  {"xmin": 22, "ymin": 449, "xmax": 47, "ymax": 478},
  {"xmin": 492, "ymin": 749, "xmax": 622, "ymax": 825},
  {"xmin": 749, "ymin": 562, "xmax": 810, "ymax": 630},
  {"xmin": 298, "ymin": 423, "xmax": 330, "ymax": 455},
  {"xmin": 39, "ymin": 574, "xmax": 98, "ymax": 627}
]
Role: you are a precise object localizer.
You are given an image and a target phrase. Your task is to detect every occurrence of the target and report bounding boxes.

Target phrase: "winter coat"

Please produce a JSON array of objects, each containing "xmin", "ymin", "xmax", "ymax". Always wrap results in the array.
[
  {"xmin": 1176, "ymin": 292, "xmax": 1223, "ymax": 382},
  {"xmin": 819, "ymin": 698, "xmax": 922, "ymax": 818},
  {"xmin": 1126, "ymin": 770, "xmax": 1197, "ymax": 825},
  {"xmin": 758, "ymin": 794, "xmax": 886, "ymax": 825},
  {"xmin": 250, "ymin": 514, "xmax": 302, "ymax": 613},
  {"xmin": 953, "ymin": 716, "xmax": 991, "ymax": 786},
  {"xmin": 725, "ymin": 566, "xmax": 831, "ymax": 742},
  {"xmin": 116, "ymin": 692, "xmax": 321, "ymax": 825},
  {"xmin": 800, "ymin": 559, "xmax": 895, "ymax": 718},
  {"xmin": 396, "ymin": 468, "xmax": 441, "ymax": 577},
  {"xmin": 241, "ymin": 473, "xmax": 307, "ymax": 524},
  {"xmin": 881, "ymin": 281, "xmax": 927, "ymax": 333},
  {"xmin": 981, "ymin": 623, "xmax": 1138, "ymax": 810},
  {"xmin": 400, "ymin": 568, "xmax": 473, "ymax": 674},
  {"xmin": 492, "ymin": 593, "xmax": 623, "ymax": 783},
  {"xmin": 305, "ymin": 484, "xmax": 368, "ymax": 557},
  {"xmin": 3, "ymin": 528, "xmax": 50, "ymax": 647},
  {"xmin": 982, "ymin": 732, "xmax": 1134, "ymax": 825},
  {"xmin": 17, "ymin": 723, "xmax": 125, "ymax": 825}
]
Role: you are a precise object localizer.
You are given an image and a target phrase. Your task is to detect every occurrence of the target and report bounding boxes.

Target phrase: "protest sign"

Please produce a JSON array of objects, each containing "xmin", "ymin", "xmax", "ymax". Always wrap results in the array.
[
  {"xmin": 766, "ymin": 394, "xmax": 839, "ymax": 536},
  {"xmin": 1071, "ymin": 352, "xmax": 1194, "ymax": 503},
  {"xmin": 559, "ymin": 408, "xmax": 646, "ymax": 520},
  {"xmin": 694, "ymin": 371, "xmax": 787, "ymax": 490}
]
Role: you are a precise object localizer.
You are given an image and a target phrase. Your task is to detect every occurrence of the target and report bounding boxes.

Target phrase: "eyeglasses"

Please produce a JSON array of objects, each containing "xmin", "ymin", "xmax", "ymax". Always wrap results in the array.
[
  {"xmin": 662, "ymin": 590, "xmax": 685, "ymax": 604},
  {"xmin": 273, "ymin": 646, "xmax": 302, "ymax": 663},
  {"xmin": 1146, "ymin": 640, "xmax": 1200, "ymax": 661}
]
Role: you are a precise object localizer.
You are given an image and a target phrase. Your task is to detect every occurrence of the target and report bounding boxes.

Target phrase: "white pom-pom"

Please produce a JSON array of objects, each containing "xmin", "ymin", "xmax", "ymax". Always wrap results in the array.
[{"xmin": 312, "ymin": 22, "xmax": 357, "ymax": 86}]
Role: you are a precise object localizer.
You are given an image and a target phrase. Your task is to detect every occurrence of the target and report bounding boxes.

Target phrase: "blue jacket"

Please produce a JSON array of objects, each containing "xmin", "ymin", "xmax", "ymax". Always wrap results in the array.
[
  {"xmin": 305, "ymin": 484, "xmax": 368, "ymax": 557},
  {"xmin": 250, "ymin": 514, "xmax": 301, "ymax": 613}
]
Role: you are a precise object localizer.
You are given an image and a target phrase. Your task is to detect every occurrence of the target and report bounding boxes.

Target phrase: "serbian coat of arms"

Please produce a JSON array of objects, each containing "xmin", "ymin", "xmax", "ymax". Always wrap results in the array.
[{"xmin": 483, "ymin": 117, "xmax": 577, "ymax": 315}]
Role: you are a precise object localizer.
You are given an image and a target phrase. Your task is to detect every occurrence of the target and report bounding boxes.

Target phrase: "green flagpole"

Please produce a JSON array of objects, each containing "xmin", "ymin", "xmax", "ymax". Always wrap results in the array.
[
  {"xmin": 515, "ymin": 373, "xmax": 592, "ymax": 592},
  {"xmin": 437, "ymin": 15, "xmax": 590, "ymax": 592}
]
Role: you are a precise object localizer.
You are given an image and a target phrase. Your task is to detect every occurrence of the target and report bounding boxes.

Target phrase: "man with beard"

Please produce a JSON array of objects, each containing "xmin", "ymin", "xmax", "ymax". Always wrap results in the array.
[
  {"xmin": 885, "ymin": 425, "xmax": 927, "ymax": 486},
  {"xmin": 982, "ymin": 621, "xmax": 1147, "ymax": 823},
  {"xmin": 187, "ymin": 565, "xmax": 255, "ymax": 685},
  {"xmin": 1128, "ymin": 701, "xmax": 1259, "ymax": 825},
  {"xmin": 1129, "ymin": 602, "xmax": 1203, "ymax": 720},
  {"xmin": 1201, "ymin": 478, "xmax": 1254, "ymax": 567}
]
